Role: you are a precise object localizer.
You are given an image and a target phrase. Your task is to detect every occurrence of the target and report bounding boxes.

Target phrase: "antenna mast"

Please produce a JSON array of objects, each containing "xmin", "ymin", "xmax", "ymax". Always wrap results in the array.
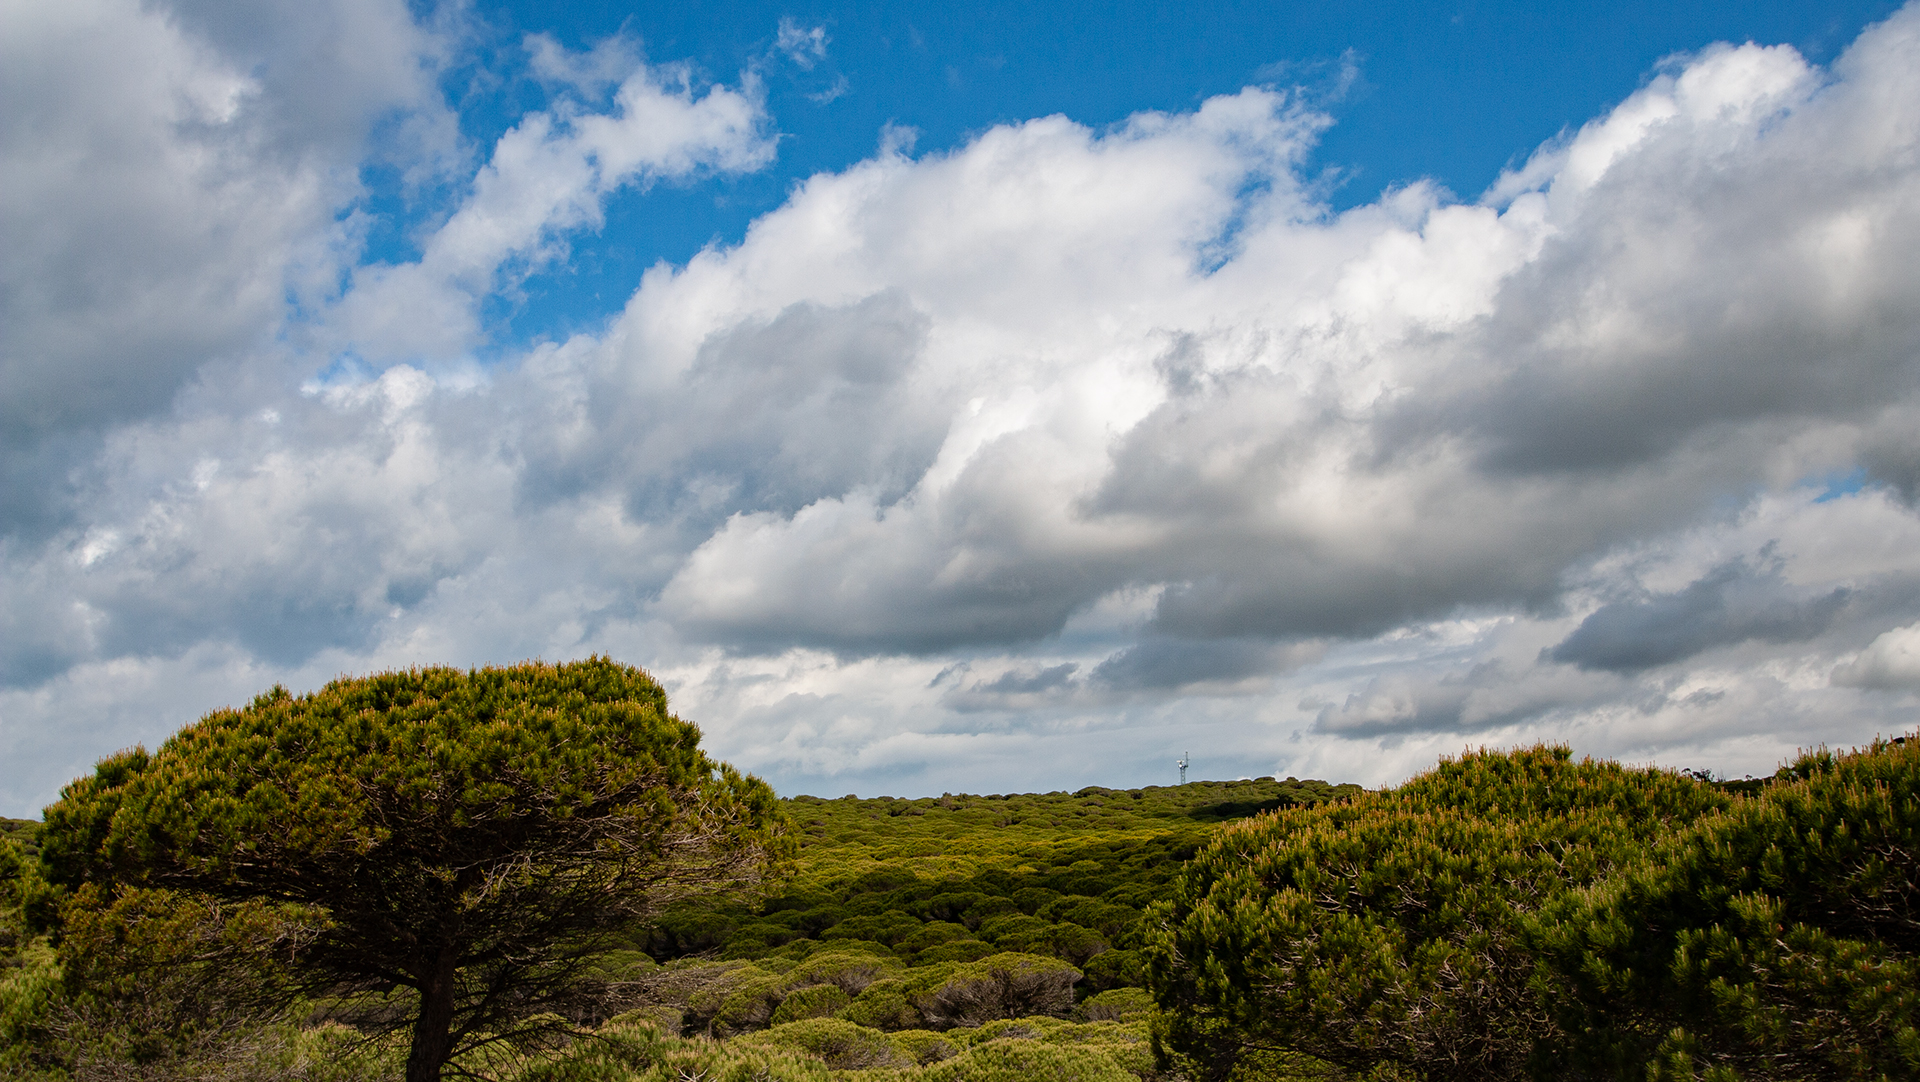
[{"xmin": 1177, "ymin": 751, "xmax": 1190, "ymax": 785}]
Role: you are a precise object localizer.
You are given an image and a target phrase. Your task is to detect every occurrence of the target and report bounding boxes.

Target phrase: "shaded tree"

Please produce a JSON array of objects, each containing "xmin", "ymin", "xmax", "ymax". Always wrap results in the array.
[
  {"xmin": 1146, "ymin": 746, "xmax": 1727, "ymax": 1081},
  {"xmin": 39, "ymin": 658, "xmax": 787, "ymax": 1082},
  {"xmin": 1538, "ymin": 734, "xmax": 1920, "ymax": 1080}
]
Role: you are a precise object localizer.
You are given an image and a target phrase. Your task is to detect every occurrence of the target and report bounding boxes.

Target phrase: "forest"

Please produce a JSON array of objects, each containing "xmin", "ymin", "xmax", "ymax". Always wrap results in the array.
[{"xmin": 0, "ymin": 660, "xmax": 1913, "ymax": 1082}]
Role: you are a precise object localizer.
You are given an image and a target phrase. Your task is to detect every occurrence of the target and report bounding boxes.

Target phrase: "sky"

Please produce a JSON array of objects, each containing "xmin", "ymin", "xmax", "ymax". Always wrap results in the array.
[{"xmin": 3, "ymin": 0, "xmax": 1919, "ymax": 816}]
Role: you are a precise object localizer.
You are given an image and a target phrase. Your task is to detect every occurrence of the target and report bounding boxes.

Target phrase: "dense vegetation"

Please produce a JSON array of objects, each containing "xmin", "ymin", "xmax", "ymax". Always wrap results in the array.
[
  {"xmin": 0, "ymin": 661, "xmax": 1912, "ymax": 1082},
  {"xmin": 1153, "ymin": 738, "xmax": 1919, "ymax": 1082},
  {"xmin": 0, "ymin": 739, "xmax": 1350, "ymax": 1080},
  {"xmin": 14, "ymin": 660, "xmax": 786, "ymax": 1082}
]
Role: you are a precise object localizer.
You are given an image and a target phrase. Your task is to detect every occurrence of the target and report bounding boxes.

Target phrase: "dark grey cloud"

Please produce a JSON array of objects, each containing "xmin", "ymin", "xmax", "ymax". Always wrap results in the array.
[
  {"xmin": 1092, "ymin": 637, "xmax": 1302, "ymax": 691},
  {"xmin": 980, "ymin": 663, "xmax": 1078, "ymax": 694},
  {"xmin": 1550, "ymin": 560, "xmax": 1850, "ymax": 673},
  {"xmin": 0, "ymin": 0, "xmax": 452, "ymax": 537}
]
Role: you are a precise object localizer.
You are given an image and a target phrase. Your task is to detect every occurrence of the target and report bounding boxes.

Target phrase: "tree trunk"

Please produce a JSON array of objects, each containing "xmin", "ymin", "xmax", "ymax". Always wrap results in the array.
[{"xmin": 405, "ymin": 950, "xmax": 460, "ymax": 1082}]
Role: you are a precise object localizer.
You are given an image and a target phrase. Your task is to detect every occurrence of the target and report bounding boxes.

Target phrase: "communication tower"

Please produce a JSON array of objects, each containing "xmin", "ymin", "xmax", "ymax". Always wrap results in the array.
[{"xmin": 1177, "ymin": 751, "xmax": 1190, "ymax": 785}]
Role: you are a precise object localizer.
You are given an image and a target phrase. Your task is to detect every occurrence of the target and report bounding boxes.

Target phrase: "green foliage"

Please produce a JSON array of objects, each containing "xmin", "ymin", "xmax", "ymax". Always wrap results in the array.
[
  {"xmin": 1537, "ymin": 734, "xmax": 1920, "ymax": 1080},
  {"xmin": 768, "ymin": 983, "xmax": 850, "ymax": 1025},
  {"xmin": 0, "ymin": 938, "xmax": 60, "ymax": 1079},
  {"xmin": 902, "ymin": 951, "xmax": 1080, "ymax": 1030},
  {"xmin": 513, "ymin": 1018, "xmax": 836, "ymax": 1082},
  {"xmin": 840, "ymin": 978, "xmax": 920, "ymax": 1030},
  {"xmin": 0, "ymin": 823, "xmax": 61, "ymax": 1080},
  {"xmin": 659, "ymin": 776, "xmax": 1358, "ymax": 990},
  {"xmin": 36, "ymin": 658, "xmax": 787, "ymax": 1082},
  {"xmin": 504, "ymin": 1013, "xmax": 1166, "ymax": 1082},
  {"xmin": 736, "ymin": 1016, "xmax": 913, "ymax": 1068},
  {"xmin": 782, "ymin": 946, "xmax": 906, "ymax": 994},
  {"xmin": 1151, "ymin": 738, "xmax": 1920, "ymax": 1082},
  {"xmin": 19, "ymin": 721, "xmax": 1354, "ymax": 1078},
  {"xmin": 0, "ymin": 822, "xmax": 54, "ymax": 946},
  {"xmin": 1152, "ymin": 745, "xmax": 1724, "ymax": 1081},
  {"xmin": 1075, "ymin": 986, "xmax": 1155, "ymax": 1023},
  {"xmin": 919, "ymin": 1034, "xmax": 1136, "ymax": 1082},
  {"xmin": 47, "ymin": 884, "xmax": 321, "ymax": 1069}
]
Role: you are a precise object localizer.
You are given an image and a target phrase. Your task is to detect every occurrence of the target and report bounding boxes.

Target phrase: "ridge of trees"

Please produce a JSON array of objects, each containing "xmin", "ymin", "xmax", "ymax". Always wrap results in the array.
[
  {"xmin": 1, "ymin": 764, "xmax": 1342, "ymax": 1079},
  {"xmin": 4, "ymin": 681, "xmax": 1913, "ymax": 1082}
]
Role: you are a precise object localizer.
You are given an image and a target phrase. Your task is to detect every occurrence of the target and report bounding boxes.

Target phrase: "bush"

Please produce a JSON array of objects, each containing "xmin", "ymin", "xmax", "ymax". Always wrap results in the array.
[
  {"xmin": 914, "ymin": 939, "xmax": 997, "ymax": 965},
  {"xmin": 898, "ymin": 921, "xmax": 973, "ymax": 954},
  {"xmin": 890, "ymin": 1027, "xmax": 962, "ymax": 1065},
  {"xmin": 920, "ymin": 1037, "xmax": 1135, "ymax": 1082},
  {"xmin": 913, "ymin": 953, "xmax": 1081, "ymax": 1030},
  {"xmin": 1537, "ymin": 734, "xmax": 1920, "ymax": 1080},
  {"xmin": 842, "ymin": 979, "xmax": 924, "ymax": 1030},
  {"xmin": 769, "ymin": 984, "xmax": 850, "ymax": 1025},
  {"xmin": 1049, "ymin": 922, "xmax": 1109, "ymax": 966},
  {"xmin": 738, "ymin": 1017, "xmax": 911, "ymax": 1069},
  {"xmin": 1150, "ymin": 746, "xmax": 1728, "ymax": 1082},
  {"xmin": 1074, "ymin": 987, "xmax": 1154, "ymax": 1023},
  {"xmin": 1081, "ymin": 948, "xmax": 1145, "ymax": 993},
  {"xmin": 782, "ymin": 947, "xmax": 906, "ymax": 995},
  {"xmin": 1043, "ymin": 897, "xmax": 1143, "ymax": 945},
  {"xmin": 688, "ymin": 963, "xmax": 787, "ymax": 1036},
  {"xmin": 823, "ymin": 910, "xmax": 923, "ymax": 947},
  {"xmin": 1151, "ymin": 738, "xmax": 1920, "ymax": 1082}
]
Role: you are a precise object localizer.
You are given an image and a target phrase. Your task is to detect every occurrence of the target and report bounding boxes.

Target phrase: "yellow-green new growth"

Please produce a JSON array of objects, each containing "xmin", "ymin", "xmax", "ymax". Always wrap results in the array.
[{"xmin": 38, "ymin": 657, "xmax": 788, "ymax": 1082}]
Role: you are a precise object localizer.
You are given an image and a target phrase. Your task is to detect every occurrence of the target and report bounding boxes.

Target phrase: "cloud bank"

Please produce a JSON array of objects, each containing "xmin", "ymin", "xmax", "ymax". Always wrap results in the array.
[{"xmin": 5, "ymin": 0, "xmax": 1920, "ymax": 813}]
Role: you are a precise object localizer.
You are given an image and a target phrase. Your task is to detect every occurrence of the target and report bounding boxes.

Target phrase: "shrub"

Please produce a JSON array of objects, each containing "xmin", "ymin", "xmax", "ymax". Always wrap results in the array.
[
  {"xmin": 842, "ymin": 979, "xmax": 924, "ymax": 1030},
  {"xmin": 737, "ymin": 1017, "xmax": 910, "ymax": 1069},
  {"xmin": 823, "ymin": 910, "xmax": 924, "ymax": 946},
  {"xmin": 1043, "ymin": 898, "xmax": 1143, "ymax": 945},
  {"xmin": 1150, "ymin": 746, "xmax": 1727, "ymax": 1082},
  {"xmin": 770, "ymin": 984, "xmax": 850, "ymax": 1025},
  {"xmin": 690, "ymin": 963, "xmax": 787, "ymax": 1036},
  {"xmin": 1074, "ymin": 987, "xmax": 1154, "ymax": 1023},
  {"xmin": 976, "ymin": 914, "xmax": 1054, "ymax": 951},
  {"xmin": 1081, "ymin": 948, "xmax": 1145, "ymax": 992},
  {"xmin": 1537, "ymin": 734, "xmax": 1920, "ymax": 1080},
  {"xmin": 783, "ymin": 947, "xmax": 906, "ymax": 995},
  {"xmin": 1012, "ymin": 887, "xmax": 1062, "ymax": 915},
  {"xmin": 914, "ymin": 953, "xmax": 1081, "ymax": 1030},
  {"xmin": 890, "ymin": 1027, "xmax": 962, "ymax": 1064},
  {"xmin": 1050, "ymin": 922, "xmax": 1110, "ymax": 966},
  {"xmin": 897, "ymin": 921, "xmax": 973, "ymax": 954},
  {"xmin": 920, "ymin": 1037, "xmax": 1135, "ymax": 1082},
  {"xmin": 913, "ymin": 939, "xmax": 997, "ymax": 965}
]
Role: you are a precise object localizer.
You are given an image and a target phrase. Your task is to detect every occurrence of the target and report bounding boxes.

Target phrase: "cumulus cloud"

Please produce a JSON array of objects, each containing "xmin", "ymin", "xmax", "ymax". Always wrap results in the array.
[
  {"xmin": 1833, "ymin": 622, "xmax": 1920, "ymax": 689},
  {"xmin": 0, "ymin": 0, "xmax": 450, "ymax": 531},
  {"xmin": 8, "ymin": 3, "xmax": 1920, "ymax": 812}
]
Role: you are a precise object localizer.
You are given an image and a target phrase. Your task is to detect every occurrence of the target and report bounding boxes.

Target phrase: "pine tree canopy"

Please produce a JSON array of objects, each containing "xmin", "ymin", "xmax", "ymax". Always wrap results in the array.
[{"xmin": 37, "ymin": 657, "xmax": 788, "ymax": 1082}]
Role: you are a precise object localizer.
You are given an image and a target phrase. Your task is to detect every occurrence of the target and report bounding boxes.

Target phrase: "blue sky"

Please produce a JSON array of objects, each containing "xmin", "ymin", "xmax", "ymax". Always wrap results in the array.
[
  {"xmin": 395, "ymin": 0, "xmax": 1904, "ymax": 347},
  {"xmin": 5, "ymin": 0, "xmax": 1920, "ymax": 815}
]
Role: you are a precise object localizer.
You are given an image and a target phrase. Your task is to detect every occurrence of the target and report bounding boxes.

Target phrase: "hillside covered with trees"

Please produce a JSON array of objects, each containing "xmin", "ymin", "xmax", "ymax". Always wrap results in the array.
[{"xmin": 0, "ymin": 662, "xmax": 1913, "ymax": 1081}]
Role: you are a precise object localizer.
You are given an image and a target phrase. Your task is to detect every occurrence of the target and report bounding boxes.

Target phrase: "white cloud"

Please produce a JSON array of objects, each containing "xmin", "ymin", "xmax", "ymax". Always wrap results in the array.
[
  {"xmin": 0, "ymin": 0, "xmax": 454, "ymax": 536},
  {"xmin": 330, "ymin": 42, "xmax": 776, "ymax": 362},
  {"xmin": 7, "ymin": 5, "xmax": 1920, "ymax": 813},
  {"xmin": 1833, "ymin": 622, "xmax": 1920, "ymax": 689},
  {"xmin": 776, "ymin": 18, "xmax": 830, "ymax": 70}
]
